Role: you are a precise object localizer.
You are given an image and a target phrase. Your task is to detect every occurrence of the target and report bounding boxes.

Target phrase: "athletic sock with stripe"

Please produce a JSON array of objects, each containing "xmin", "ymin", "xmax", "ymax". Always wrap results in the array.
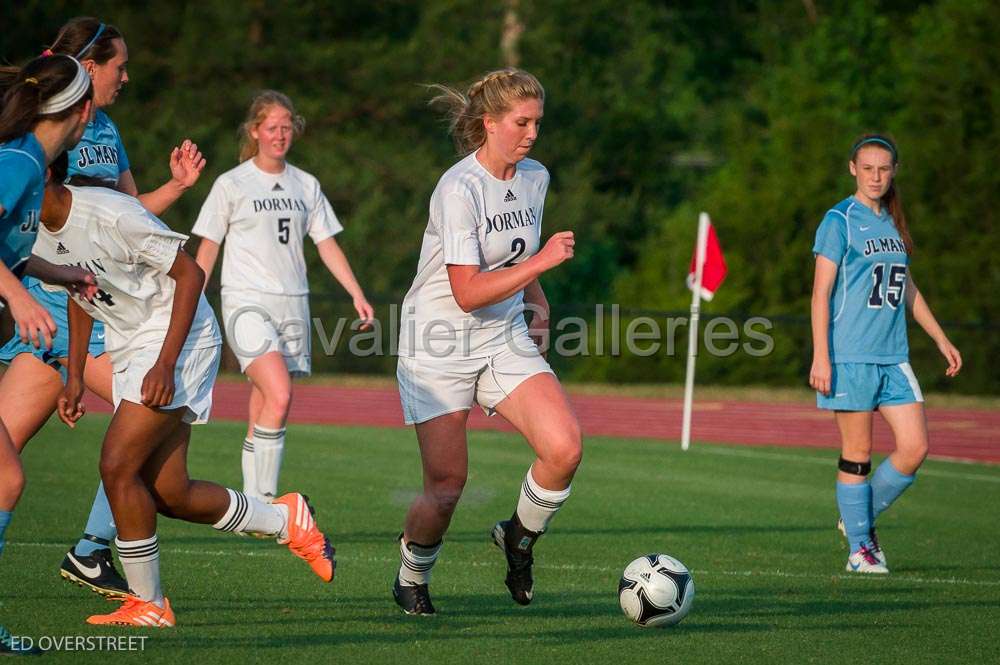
[
  {"xmin": 252, "ymin": 425, "xmax": 286, "ymax": 500},
  {"xmin": 116, "ymin": 535, "xmax": 163, "ymax": 606},
  {"xmin": 515, "ymin": 468, "xmax": 572, "ymax": 533},
  {"xmin": 212, "ymin": 488, "xmax": 287, "ymax": 538},
  {"xmin": 241, "ymin": 437, "xmax": 257, "ymax": 499},
  {"xmin": 397, "ymin": 536, "xmax": 442, "ymax": 587}
]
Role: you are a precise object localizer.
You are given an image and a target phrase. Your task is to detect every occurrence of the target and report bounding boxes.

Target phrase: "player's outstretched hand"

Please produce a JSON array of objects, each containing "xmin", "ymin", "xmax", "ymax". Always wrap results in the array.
[
  {"xmin": 53, "ymin": 265, "xmax": 98, "ymax": 302},
  {"xmin": 57, "ymin": 377, "xmax": 86, "ymax": 428},
  {"xmin": 141, "ymin": 360, "xmax": 176, "ymax": 407},
  {"xmin": 535, "ymin": 231, "xmax": 575, "ymax": 271},
  {"xmin": 938, "ymin": 339, "xmax": 962, "ymax": 377},
  {"xmin": 169, "ymin": 139, "xmax": 207, "ymax": 189},
  {"xmin": 809, "ymin": 356, "xmax": 832, "ymax": 396},
  {"xmin": 7, "ymin": 287, "xmax": 56, "ymax": 349},
  {"xmin": 353, "ymin": 296, "xmax": 375, "ymax": 331}
]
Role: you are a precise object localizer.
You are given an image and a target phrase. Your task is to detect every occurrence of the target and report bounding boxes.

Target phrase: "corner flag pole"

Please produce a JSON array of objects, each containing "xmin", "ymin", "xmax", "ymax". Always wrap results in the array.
[{"xmin": 681, "ymin": 212, "xmax": 710, "ymax": 451}]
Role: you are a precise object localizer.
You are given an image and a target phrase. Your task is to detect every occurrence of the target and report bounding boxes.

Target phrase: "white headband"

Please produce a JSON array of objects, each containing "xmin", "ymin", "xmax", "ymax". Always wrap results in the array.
[{"xmin": 38, "ymin": 58, "xmax": 90, "ymax": 115}]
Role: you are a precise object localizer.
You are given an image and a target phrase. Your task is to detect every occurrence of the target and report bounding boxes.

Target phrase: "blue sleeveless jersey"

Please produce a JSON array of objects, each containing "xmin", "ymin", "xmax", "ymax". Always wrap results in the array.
[
  {"xmin": 66, "ymin": 109, "xmax": 129, "ymax": 182},
  {"xmin": 0, "ymin": 118, "xmax": 120, "ymax": 365},
  {"xmin": 813, "ymin": 196, "xmax": 909, "ymax": 364},
  {"xmin": 0, "ymin": 133, "xmax": 45, "ymax": 275}
]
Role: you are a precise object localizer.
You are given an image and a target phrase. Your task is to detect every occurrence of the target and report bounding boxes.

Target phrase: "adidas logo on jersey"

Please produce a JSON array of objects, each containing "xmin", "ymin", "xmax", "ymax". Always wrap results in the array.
[
  {"xmin": 504, "ymin": 189, "xmax": 517, "ymax": 202},
  {"xmin": 272, "ymin": 183, "xmax": 284, "ymax": 191},
  {"xmin": 56, "ymin": 242, "xmax": 70, "ymax": 255}
]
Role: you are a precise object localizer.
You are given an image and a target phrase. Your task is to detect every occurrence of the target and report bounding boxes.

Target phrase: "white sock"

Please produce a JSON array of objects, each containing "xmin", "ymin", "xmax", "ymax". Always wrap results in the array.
[
  {"xmin": 241, "ymin": 438, "xmax": 257, "ymax": 498},
  {"xmin": 116, "ymin": 535, "xmax": 163, "ymax": 607},
  {"xmin": 398, "ymin": 536, "xmax": 442, "ymax": 587},
  {"xmin": 252, "ymin": 426, "xmax": 285, "ymax": 500},
  {"xmin": 515, "ymin": 468, "xmax": 572, "ymax": 533},
  {"xmin": 212, "ymin": 488, "xmax": 287, "ymax": 538}
]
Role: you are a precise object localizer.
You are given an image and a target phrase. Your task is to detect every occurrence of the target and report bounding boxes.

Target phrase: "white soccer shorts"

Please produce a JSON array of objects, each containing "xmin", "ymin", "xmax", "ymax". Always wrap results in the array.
[
  {"xmin": 396, "ymin": 333, "xmax": 554, "ymax": 425},
  {"xmin": 221, "ymin": 290, "xmax": 312, "ymax": 377},
  {"xmin": 112, "ymin": 344, "xmax": 221, "ymax": 425}
]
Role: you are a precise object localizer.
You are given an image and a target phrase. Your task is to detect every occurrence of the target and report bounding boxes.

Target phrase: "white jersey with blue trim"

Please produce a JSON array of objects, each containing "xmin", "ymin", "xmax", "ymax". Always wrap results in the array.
[
  {"xmin": 67, "ymin": 109, "xmax": 129, "ymax": 183},
  {"xmin": 0, "ymin": 133, "xmax": 46, "ymax": 274},
  {"xmin": 813, "ymin": 196, "xmax": 910, "ymax": 364},
  {"xmin": 398, "ymin": 153, "xmax": 549, "ymax": 357},
  {"xmin": 192, "ymin": 159, "xmax": 343, "ymax": 296},
  {"xmin": 32, "ymin": 185, "xmax": 220, "ymax": 368}
]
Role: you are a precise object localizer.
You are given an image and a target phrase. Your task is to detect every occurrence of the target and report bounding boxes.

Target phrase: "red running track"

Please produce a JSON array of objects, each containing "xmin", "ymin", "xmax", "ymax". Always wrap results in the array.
[{"xmin": 82, "ymin": 380, "xmax": 1000, "ymax": 464}]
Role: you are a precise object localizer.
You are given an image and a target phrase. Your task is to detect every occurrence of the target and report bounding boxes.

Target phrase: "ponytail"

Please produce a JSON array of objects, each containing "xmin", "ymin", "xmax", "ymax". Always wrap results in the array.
[
  {"xmin": 0, "ymin": 55, "xmax": 93, "ymax": 144},
  {"xmin": 428, "ymin": 68, "xmax": 544, "ymax": 155}
]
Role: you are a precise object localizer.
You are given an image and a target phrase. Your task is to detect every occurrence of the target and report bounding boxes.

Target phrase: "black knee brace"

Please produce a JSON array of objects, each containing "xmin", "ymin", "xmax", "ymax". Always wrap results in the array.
[{"xmin": 838, "ymin": 456, "xmax": 871, "ymax": 476}]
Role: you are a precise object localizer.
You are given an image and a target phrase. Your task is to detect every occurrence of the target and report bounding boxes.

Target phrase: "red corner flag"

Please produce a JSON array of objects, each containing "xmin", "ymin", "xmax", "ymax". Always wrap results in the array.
[{"xmin": 686, "ymin": 214, "xmax": 727, "ymax": 301}]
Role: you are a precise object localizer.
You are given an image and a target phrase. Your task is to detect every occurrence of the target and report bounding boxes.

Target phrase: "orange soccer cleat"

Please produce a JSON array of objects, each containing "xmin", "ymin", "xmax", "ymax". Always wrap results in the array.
[
  {"xmin": 86, "ymin": 595, "xmax": 175, "ymax": 628},
  {"xmin": 274, "ymin": 493, "xmax": 336, "ymax": 582}
]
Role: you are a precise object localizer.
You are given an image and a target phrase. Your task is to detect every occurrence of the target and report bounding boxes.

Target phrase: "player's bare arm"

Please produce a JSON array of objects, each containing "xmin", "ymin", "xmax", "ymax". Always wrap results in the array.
[
  {"xmin": 810, "ymin": 255, "xmax": 838, "ymax": 395},
  {"xmin": 57, "ymin": 298, "xmax": 95, "ymax": 427},
  {"xmin": 905, "ymin": 274, "xmax": 962, "ymax": 376},
  {"xmin": 123, "ymin": 139, "xmax": 206, "ymax": 217},
  {"xmin": 141, "ymin": 249, "xmax": 204, "ymax": 407},
  {"xmin": 447, "ymin": 231, "xmax": 574, "ymax": 313}
]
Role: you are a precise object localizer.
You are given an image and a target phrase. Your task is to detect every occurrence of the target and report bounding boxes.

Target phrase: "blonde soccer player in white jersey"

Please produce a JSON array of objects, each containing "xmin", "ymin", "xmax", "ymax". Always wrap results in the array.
[
  {"xmin": 193, "ymin": 91, "xmax": 373, "ymax": 503},
  {"xmin": 393, "ymin": 69, "xmax": 581, "ymax": 615},
  {"xmin": 40, "ymin": 155, "xmax": 336, "ymax": 628}
]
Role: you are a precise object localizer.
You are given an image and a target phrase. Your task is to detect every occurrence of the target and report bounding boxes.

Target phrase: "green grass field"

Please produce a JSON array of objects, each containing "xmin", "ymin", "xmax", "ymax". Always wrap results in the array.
[{"xmin": 5, "ymin": 415, "xmax": 999, "ymax": 663}]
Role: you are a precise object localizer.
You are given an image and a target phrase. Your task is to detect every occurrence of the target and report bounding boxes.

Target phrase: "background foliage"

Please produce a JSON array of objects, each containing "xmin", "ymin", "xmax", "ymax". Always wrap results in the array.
[{"xmin": 4, "ymin": 0, "xmax": 996, "ymax": 393}]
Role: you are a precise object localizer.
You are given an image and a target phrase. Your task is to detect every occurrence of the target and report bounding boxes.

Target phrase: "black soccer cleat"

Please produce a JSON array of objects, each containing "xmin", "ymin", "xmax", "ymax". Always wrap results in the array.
[
  {"xmin": 491, "ymin": 514, "xmax": 540, "ymax": 606},
  {"xmin": 393, "ymin": 575, "xmax": 436, "ymax": 616},
  {"xmin": 59, "ymin": 547, "xmax": 130, "ymax": 598}
]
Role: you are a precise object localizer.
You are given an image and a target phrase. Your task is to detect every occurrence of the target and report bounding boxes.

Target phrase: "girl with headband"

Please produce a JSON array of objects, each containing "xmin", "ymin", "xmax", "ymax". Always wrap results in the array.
[
  {"xmin": 810, "ymin": 133, "xmax": 962, "ymax": 574},
  {"xmin": 0, "ymin": 17, "xmax": 206, "ymax": 600},
  {"xmin": 0, "ymin": 52, "xmax": 97, "ymax": 656}
]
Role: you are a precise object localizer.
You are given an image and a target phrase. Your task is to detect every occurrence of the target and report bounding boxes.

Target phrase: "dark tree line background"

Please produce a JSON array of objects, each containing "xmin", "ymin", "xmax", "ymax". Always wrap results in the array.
[{"xmin": 4, "ymin": 0, "xmax": 997, "ymax": 393}]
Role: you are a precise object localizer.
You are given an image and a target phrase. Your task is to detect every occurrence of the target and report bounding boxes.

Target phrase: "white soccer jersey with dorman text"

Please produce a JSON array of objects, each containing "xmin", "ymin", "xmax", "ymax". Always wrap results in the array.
[
  {"xmin": 399, "ymin": 153, "xmax": 549, "ymax": 356},
  {"xmin": 192, "ymin": 159, "xmax": 343, "ymax": 295},
  {"xmin": 33, "ymin": 185, "xmax": 221, "ymax": 368}
]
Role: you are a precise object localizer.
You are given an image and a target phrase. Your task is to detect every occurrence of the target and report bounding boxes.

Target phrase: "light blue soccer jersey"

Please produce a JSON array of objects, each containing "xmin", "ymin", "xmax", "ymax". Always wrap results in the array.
[
  {"xmin": 0, "ymin": 133, "xmax": 45, "ymax": 275},
  {"xmin": 813, "ymin": 196, "xmax": 909, "ymax": 364},
  {"xmin": 66, "ymin": 109, "xmax": 129, "ymax": 182}
]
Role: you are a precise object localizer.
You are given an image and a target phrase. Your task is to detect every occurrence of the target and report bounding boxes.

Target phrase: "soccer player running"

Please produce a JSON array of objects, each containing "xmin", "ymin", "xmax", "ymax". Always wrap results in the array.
[
  {"xmin": 393, "ymin": 69, "xmax": 581, "ymax": 615},
  {"xmin": 0, "ymin": 53, "xmax": 96, "ymax": 656},
  {"xmin": 45, "ymin": 158, "xmax": 336, "ymax": 628},
  {"xmin": 193, "ymin": 90, "xmax": 373, "ymax": 503},
  {"xmin": 810, "ymin": 134, "xmax": 961, "ymax": 574},
  {"xmin": 0, "ymin": 17, "xmax": 206, "ymax": 599}
]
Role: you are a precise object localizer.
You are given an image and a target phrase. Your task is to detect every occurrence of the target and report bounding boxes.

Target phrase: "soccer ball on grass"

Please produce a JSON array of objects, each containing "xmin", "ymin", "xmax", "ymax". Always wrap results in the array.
[{"xmin": 618, "ymin": 554, "xmax": 694, "ymax": 627}]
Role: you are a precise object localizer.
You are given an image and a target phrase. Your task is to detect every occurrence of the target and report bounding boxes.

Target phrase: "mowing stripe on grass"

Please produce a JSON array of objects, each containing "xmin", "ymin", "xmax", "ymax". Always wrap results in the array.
[
  {"xmin": 693, "ymin": 446, "xmax": 1000, "ymax": 483},
  {"xmin": 13, "ymin": 541, "xmax": 999, "ymax": 588}
]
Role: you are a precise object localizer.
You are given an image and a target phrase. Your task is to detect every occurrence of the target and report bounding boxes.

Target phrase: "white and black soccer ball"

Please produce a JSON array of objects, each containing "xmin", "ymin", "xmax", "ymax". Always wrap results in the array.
[{"xmin": 618, "ymin": 554, "xmax": 695, "ymax": 627}]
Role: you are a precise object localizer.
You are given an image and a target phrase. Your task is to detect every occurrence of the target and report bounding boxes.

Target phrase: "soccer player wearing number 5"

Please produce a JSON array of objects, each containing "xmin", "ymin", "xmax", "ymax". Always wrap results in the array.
[
  {"xmin": 810, "ymin": 134, "xmax": 961, "ymax": 575},
  {"xmin": 393, "ymin": 70, "xmax": 581, "ymax": 615},
  {"xmin": 193, "ymin": 91, "xmax": 373, "ymax": 503},
  {"xmin": 39, "ymin": 159, "xmax": 336, "ymax": 628}
]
